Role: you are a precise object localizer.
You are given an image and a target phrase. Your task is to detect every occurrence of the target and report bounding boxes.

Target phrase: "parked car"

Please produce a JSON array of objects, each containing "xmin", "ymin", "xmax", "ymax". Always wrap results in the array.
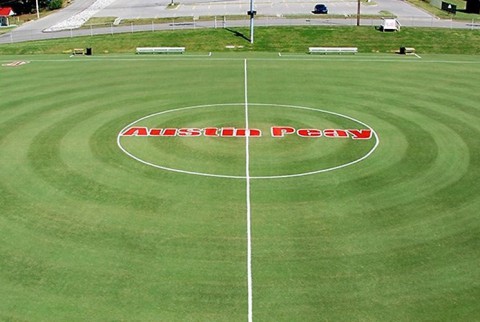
[{"xmin": 312, "ymin": 4, "xmax": 328, "ymax": 14}]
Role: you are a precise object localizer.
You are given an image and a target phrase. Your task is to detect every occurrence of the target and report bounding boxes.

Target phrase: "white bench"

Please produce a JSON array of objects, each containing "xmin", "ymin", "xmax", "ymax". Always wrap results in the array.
[
  {"xmin": 72, "ymin": 48, "xmax": 84, "ymax": 55},
  {"xmin": 136, "ymin": 47, "xmax": 185, "ymax": 54},
  {"xmin": 309, "ymin": 47, "xmax": 358, "ymax": 54},
  {"xmin": 400, "ymin": 47, "xmax": 415, "ymax": 55}
]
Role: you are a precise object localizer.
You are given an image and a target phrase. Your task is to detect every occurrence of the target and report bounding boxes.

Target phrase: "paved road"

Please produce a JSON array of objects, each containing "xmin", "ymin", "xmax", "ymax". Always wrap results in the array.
[{"xmin": 0, "ymin": 0, "xmax": 478, "ymax": 44}]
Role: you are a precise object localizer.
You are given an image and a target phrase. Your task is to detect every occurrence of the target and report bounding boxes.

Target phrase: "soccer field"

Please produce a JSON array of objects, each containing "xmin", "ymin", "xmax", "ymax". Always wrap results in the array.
[{"xmin": 1, "ymin": 53, "xmax": 479, "ymax": 321}]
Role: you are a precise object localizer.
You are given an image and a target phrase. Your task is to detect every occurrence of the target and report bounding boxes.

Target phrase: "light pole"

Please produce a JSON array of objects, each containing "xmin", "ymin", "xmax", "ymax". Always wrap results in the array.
[{"xmin": 247, "ymin": 0, "xmax": 256, "ymax": 44}]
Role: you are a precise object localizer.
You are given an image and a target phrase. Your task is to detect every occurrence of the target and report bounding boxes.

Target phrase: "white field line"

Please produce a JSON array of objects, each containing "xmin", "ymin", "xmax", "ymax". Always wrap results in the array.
[
  {"xmin": 277, "ymin": 53, "xmax": 420, "ymax": 61},
  {"xmin": 67, "ymin": 53, "xmax": 214, "ymax": 59},
  {"xmin": 18, "ymin": 56, "xmax": 480, "ymax": 65},
  {"xmin": 244, "ymin": 58, "xmax": 254, "ymax": 322}
]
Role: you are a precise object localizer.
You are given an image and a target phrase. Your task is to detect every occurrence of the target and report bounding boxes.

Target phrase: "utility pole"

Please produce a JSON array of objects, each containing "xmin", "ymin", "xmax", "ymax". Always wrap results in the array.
[
  {"xmin": 356, "ymin": 0, "xmax": 361, "ymax": 26},
  {"xmin": 35, "ymin": 0, "xmax": 40, "ymax": 19}
]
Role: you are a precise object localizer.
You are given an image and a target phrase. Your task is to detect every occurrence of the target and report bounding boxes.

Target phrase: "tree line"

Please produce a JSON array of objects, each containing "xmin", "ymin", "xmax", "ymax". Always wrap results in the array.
[{"xmin": 0, "ymin": 0, "xmax": 63, "ymax": 15}]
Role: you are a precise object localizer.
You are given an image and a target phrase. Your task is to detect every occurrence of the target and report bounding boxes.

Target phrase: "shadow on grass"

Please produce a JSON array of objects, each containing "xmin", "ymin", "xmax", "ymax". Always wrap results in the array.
[{"xmin": 225, "ymin": 28, "xmax": 251, "ymax": 43}]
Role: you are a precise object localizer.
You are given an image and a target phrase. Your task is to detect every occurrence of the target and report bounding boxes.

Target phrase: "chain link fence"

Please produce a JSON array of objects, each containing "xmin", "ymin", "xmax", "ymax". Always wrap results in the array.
[{"xmin": 2, "ymin": 15, "xmax": 480, "ymax": 44}]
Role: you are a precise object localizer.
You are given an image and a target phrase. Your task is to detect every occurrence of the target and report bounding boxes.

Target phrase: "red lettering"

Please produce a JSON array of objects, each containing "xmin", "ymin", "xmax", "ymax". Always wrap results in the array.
[
  {"xmin": 122, "ymin": 126, "xmax": 373, "ymax": 139},
  {"xmin": 162, "ymin": 128, "xmax": 177, "ymax": 136},
  {"xmin": 221, "ymin": 128, "xmax": 235, "ymax": 137},
  {"xmin": 235, "ymin": 128, "xmax": 262, "ymax": 137},
  {"xmin": 347, "ymin": 129, "xmax": 372, "ymax": 140},
  {"xmin": 247, "ymin": 129, "xmax": 262, "ymax": 137},
  {"xmin": 271, "ymin": 126, "xmax": 296, "ymax": 137},
  {"xmin": 323, "ymin": 129, "xmax": 349, "ymax": 138},
  {"xmin": 204, "ymin": 127, "xmax": 219, "ymax": 136},
  {"xmin": 122, "ymin": 127, "xmax": 148, "ymax": 136},
  {"xmin": 178, "ymin": 128, "xmax": 202, "ymax": 136},
  {"xmin": 149, "ymin": 128, "xmax": 163, "ymax": 136},
  {"xmin": 297, "ymin": 129, "xmax": 322, "ymax": 137}
]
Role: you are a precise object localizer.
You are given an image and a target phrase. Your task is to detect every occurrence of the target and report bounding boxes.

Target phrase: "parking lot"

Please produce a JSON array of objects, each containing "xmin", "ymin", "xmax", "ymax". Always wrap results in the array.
[{"xmin": 96, "ymin": 0, "xmax": 433, "ymax": 19}]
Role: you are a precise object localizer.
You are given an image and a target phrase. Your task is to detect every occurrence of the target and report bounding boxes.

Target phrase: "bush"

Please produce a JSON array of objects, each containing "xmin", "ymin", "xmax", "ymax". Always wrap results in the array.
[{"xmin": 48, "ymin": 0, "xmax": 63, "ymax": 10}]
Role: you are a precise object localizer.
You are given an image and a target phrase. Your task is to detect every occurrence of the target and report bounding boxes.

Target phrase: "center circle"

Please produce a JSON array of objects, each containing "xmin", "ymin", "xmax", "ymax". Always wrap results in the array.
[{"xmin": 117, "ymin": 103, "xmax": 379, "ymax": 179}]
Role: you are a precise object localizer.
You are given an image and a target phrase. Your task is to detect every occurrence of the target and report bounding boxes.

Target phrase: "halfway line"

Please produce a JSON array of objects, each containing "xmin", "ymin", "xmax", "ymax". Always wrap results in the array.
[{"xmin": 244, "ymin": 58, "xmax": 253, "ymax": 322}]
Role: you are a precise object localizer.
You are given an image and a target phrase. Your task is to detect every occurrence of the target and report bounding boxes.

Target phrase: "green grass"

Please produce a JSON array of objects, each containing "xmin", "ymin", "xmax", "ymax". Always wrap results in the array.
[
  {"xmin": 407, "ymin": 0, "xmax": 480, "ymax": 20},
  {"xmin": 2, "ymin": 26, "xmax": 480, "ymax": 55},
  {"xmin": 0, "ymin": 54, "xmax": 479, "ymax": 320}
]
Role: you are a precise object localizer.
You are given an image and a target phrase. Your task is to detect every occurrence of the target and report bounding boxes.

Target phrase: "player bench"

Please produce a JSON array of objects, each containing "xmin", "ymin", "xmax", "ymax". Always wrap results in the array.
[
  {"xmin": 135, "ymin": 47, "xmax": 185, "ymax": 54},
  {"xmin": 308, "ymin": 47, "xmax": 358, "ymax": 54}
]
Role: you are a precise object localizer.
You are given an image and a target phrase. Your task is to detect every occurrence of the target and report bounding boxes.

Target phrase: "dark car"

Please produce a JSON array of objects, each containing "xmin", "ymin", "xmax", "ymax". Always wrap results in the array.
[{"xmin": 312, "ymin": 4, "xmax": 328, "ymax": 14}]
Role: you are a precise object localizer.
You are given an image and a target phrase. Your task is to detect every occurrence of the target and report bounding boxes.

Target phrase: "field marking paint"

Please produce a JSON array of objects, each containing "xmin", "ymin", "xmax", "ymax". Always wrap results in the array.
[
  {"xmin": 273, "ymin": 57, "xmax": 480, "ymax": 65},
  {"xmin": 249, "ymin": 104, "xmax": 380, "ymax": 179},
  {"xmin": 244, "ymin": 59, "xmax": 254, "ymax": 322},
  {"xmin": 19, "ymin": 56, "xmax": 480, "ymax": 65},
  {"xmin": 118, "ymin": 104, "xmax": 247, "ymax": 179},
  {"xmin": 276, "ymin": 53, "xmax": 422, "ymax": 62},
  {"xmin": 66, "ymin": 53, "xmax": 213, "ymax": 60},
  {"xmin": 117, "ymin": 103, "xmax": 380, "ymax": 179},
  {"xmin": 1, "ymin": 61, "xmax": 30, "ymax": 67}
]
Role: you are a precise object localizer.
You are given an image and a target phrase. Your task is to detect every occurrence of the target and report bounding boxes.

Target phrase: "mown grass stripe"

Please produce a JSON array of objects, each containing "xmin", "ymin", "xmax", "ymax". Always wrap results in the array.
[{"xmin": 0, "ymin": 54, "xmax": 479, "ymax": 321}]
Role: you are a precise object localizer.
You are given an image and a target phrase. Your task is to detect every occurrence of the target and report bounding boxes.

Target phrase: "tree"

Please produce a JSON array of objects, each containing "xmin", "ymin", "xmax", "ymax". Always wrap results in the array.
[
  {"xmin": 0, "ymin": 0, "xmax": 53, "ymax": 15},
  {"xmin": 48, "ymin": 0, "xmax": 63, "ymax": 10}
]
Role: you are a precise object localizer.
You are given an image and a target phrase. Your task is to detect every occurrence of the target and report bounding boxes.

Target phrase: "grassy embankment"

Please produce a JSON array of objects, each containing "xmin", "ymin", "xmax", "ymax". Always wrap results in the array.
[{"xmin": 1, "ymin": 26, "xmax": 480, "ymax": 55}]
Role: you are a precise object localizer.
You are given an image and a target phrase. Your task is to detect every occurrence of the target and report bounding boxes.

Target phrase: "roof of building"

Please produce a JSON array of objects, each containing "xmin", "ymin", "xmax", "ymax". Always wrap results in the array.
[{"xmin": 0, "ymin": 7, "xmax": 15, "ymax": 16}]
